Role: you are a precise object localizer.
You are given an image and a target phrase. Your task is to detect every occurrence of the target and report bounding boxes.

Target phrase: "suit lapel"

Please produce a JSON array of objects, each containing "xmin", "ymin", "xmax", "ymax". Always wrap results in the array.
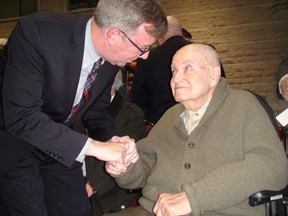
[{"xmin": 63, "ymin": 16, "xmax": 90, "ymax": 118}]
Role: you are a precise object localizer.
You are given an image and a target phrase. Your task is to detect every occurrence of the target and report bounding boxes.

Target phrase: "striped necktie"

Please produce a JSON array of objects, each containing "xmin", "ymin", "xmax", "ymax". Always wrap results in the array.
[{"xmin": 65, "ymin": 58, "xmax": 102, "ymax": 122}]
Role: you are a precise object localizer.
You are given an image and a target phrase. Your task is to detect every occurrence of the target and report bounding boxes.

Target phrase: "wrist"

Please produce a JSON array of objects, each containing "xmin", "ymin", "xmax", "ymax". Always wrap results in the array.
[{"xmin": 86, "ymin": 139, "xmax": 102, "ymax": 157}]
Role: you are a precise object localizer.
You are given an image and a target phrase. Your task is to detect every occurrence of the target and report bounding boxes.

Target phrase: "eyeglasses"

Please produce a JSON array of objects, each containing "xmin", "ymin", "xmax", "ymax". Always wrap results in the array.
[{"xmin": 119, "ymin": 30, "xmax": 152, "ymax": 56}]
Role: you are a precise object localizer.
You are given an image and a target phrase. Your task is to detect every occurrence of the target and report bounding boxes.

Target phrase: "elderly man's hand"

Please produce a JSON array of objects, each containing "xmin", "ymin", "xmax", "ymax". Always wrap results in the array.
[{"xmin": 153, "ymin": 192, "xmax": 192, "ymax": 216}]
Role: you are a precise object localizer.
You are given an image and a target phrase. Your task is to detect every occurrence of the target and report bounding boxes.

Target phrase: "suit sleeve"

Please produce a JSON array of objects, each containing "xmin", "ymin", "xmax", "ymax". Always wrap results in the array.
[{"xmin": 2, "ymin": 15, "xmax": 88, "ymax": 168}]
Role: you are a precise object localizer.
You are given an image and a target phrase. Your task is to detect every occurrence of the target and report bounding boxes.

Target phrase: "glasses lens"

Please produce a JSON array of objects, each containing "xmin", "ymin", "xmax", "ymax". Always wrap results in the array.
[{"xmin": 139, "ymin": 46, "xmax": 152, "ymax": 56}]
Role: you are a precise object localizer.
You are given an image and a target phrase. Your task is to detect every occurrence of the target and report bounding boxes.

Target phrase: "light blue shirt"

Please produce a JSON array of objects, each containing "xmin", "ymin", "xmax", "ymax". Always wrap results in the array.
[
  {"xmin": 76, "ymin": 18, "xmax": 104, "ymax": 163},
  {"xmin": 74, "ymin": 18, "xmax": 103, "ymax": 105}
]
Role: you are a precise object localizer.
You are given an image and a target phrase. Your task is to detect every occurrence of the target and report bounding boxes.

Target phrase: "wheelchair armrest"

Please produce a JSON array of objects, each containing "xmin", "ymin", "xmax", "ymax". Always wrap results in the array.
[{"xmin": 249, "ymin": 185, "xmax": 288, "ymax": 207}]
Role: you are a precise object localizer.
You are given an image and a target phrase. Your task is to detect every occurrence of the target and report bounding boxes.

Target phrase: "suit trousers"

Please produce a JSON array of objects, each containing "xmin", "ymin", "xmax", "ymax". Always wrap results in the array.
[{"xmin": 0, "ymin": 148, "xmax": 91, "ymax": 216}]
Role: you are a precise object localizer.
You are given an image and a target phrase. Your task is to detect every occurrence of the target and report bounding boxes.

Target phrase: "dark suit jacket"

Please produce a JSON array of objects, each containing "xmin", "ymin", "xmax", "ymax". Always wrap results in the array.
[
  {"xmin": 131, "ymin": 36, "xmax": 191, "ymax": 124},
  {"xmin": 0, "ymin": 12, "xmax": 119, "ymax": 176}
]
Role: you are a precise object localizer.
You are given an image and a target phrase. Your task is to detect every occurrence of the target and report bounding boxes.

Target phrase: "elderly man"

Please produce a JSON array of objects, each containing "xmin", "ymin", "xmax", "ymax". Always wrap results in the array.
[{"xmin": 105, "ymin": 43, "xmax": 288, "ymax": 216}]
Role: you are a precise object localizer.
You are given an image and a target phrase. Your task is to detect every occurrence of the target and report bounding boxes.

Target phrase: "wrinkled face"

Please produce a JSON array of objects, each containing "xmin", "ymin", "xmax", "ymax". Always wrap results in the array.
[
  {"xmin": 105, "ymin": 23, "xmax": 156, "ymax": 66},
  {"xmin": 170, "ymin": 45, "xmax": 218, "ymax": 109}
]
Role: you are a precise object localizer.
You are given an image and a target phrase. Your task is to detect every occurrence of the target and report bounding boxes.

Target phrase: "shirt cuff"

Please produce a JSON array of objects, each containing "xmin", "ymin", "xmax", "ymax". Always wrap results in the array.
[{"xmin": 76, "ymin": 137, "xmax": 92, "ymax": 163}]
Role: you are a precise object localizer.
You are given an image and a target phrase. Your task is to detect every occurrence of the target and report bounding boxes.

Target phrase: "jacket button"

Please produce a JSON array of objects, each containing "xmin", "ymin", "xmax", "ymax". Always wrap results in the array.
[
  {"xmin": 184, "ymin": 162, "xmax": 191, "ymax": 169},
  {"xmin": 55, "ymin": 155, "xmax": 63, "ymax": 161},
  {"xmin": 188, "ymin": 142, "xmax": 195, "ymax": 148}
]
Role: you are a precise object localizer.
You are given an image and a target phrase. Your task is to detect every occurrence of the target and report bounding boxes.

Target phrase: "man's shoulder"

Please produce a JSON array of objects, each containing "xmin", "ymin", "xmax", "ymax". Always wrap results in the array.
[
  {"xmin": 23, "ymin": 11, "xmax": 85, "ymax": 22},
  {"xmin": 226, "ymin": 88, "xmax": 272, "ymax": 114},
  {"xmin": 19, "ymin": 11, "xmax": 89, "ymax": 31}
]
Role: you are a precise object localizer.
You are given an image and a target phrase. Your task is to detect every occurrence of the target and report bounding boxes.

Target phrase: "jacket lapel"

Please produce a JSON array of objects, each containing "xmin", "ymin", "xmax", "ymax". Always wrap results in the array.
[{"xmin": 63, "ymin": 16, "xmax": 90, "ymax": 118}]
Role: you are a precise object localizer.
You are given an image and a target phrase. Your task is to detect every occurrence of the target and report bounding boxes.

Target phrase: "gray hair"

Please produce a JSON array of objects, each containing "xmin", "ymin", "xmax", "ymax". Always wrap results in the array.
[{"xmin": 94, "ymin": 0, "xmax": 167, "ymax": 39}]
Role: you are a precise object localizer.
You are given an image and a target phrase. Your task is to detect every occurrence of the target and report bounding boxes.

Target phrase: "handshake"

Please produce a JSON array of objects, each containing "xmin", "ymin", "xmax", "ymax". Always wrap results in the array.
[
  {"xmin": 105, "ymin": 136, "xmax": 139, "ymax": 175},
  {"xmin": 86, "ymin": 135, "xmax": 139, "ymax": 176}
]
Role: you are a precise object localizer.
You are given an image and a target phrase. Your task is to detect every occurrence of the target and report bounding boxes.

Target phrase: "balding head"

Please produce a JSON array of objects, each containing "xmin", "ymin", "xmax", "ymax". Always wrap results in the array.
[
  {"xmin": 174, "ymin": 43, "xmax": 221, "ymax": 71},
  {"xmin": 170, "ymin": 43, "xmax": 221, "ymax": 111},
  {"xmin": 157, "ymin": 16, "xmax": 182, "ymax": 45}
]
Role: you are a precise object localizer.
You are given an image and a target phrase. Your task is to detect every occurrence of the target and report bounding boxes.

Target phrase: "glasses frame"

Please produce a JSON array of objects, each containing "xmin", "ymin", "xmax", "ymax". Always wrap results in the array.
[{"xmin": 119, "ymin": 30, "xmax": 152, "ymax": 56}]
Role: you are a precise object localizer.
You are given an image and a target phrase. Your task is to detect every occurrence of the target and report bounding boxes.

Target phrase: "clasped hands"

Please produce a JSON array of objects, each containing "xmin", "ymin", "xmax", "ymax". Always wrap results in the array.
[
  {"xmin": 105, "ymin": 135, "xmax": 139, "ymax": 175},
  {"xmin": 86, "ymin": 135, "xmax": 139, "ymax": 173}
]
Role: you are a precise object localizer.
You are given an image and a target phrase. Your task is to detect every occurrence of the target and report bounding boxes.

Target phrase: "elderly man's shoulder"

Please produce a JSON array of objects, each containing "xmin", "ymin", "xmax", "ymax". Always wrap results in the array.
[
  {"xmin": 229, "ymin": 88, "xmax": 263, "ymax": 102},
  {"xmin": 228, "ymin": 89, "xmax": 274, "ymax": 116}
]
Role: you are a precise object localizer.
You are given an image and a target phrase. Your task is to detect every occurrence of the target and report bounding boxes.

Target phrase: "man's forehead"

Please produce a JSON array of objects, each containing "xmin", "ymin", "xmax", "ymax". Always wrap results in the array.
[{"xmin": 173, "ymin": 50, "xmax": 199, "ymax": 63}]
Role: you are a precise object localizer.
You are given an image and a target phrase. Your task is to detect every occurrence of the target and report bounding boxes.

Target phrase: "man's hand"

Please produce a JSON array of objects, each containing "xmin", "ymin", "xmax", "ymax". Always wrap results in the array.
[
  {"xmin": 85, "ymin": 182, "xmax": 95, "ymax": 197},
  {"xmin": 85, "ymin": 138, "xmax": 126, "ymax": 163},
  {"xmin": 105, "ymin": 135, "xmax": 139, "ymax": 175},
  {"xmin": 153, "ymin": 192, "xmax": 191, "ymax": 216}
]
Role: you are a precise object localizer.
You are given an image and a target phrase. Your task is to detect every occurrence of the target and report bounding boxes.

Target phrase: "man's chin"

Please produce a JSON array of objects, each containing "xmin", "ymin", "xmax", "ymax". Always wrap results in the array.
[{"xmin": 114, "ymin": 62, "xmax": 127, "ymax": 67}]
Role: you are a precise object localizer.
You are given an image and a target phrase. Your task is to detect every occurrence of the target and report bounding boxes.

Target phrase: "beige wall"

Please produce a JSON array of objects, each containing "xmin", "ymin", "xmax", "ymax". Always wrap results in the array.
[
  {"xmin": 1, "ymin": 0, "xmax": 288, "ymax": 114},
  {"xmin": 161, "ymin": 0, "xmax": 288, "ymax": 115}
]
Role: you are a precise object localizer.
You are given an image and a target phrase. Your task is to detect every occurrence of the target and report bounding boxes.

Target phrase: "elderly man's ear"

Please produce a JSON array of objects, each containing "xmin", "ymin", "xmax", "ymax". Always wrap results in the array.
[{"xmin": 210, "ymin": 65, "xmax": 221, "ymax": 85}]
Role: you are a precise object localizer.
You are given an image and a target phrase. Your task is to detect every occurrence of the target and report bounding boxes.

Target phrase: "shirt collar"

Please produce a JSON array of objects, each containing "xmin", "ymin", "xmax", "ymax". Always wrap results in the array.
[
  {"xmin": 83, "ymin": 18, "xmax": 102, "ymax": 69},
  {"xmin": 181, "ymin": 96, "xmax": 212, "ymax": 119}
]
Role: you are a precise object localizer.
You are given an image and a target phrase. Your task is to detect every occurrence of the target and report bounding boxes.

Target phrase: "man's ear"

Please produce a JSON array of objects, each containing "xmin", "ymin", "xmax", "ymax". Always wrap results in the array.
[
  {"xmin": 105, "ymin": 27, "xmax": 121, "ymax": 46},
  {"xmin": 210, "ymin": 65, "xmax": 221, "ymax": 86}
]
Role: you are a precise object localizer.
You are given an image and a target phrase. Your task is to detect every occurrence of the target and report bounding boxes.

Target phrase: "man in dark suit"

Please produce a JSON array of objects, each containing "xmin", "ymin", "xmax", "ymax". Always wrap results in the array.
[
  {"xmin": 0, "ymin": 0, "xmax": 167, "ymax": 215},
  {"xmin": 131, "ymin": 16, "xmax": 191, "ymax": 125}
]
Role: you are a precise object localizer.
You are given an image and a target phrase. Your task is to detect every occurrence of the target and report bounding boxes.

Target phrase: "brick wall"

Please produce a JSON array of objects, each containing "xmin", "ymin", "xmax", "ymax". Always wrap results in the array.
[
  {"xmin": 161, "ymin": 0, "xmax": 288, "ymax": 115},
  {"xmin": 1, "ymin": 0, "xmax": 288, "ymax": 114}
]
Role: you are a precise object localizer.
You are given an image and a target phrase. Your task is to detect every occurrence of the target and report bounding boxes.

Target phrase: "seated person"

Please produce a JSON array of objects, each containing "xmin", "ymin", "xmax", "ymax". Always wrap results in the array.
[
  {"xmin": 75, "ymin": 70, "xmax": 146, "ymax": 215},
  {"xmin": 276, "ymin": 60, "xmax": 288, "ymax": 102},
  {"xmin": 104, "ymin": 43, "xmax": 288, "ymax": 216}
]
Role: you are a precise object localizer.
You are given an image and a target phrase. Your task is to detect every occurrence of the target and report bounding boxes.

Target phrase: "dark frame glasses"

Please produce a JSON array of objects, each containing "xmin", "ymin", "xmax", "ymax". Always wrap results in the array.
[{"xmin": 119, "ymin": 30, "xmax": 152, "ymax": 56}]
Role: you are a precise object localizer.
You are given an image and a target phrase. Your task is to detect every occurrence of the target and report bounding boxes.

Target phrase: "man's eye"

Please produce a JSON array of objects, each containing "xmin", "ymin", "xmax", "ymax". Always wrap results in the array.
[
  {"xmin": 171, "ymin": 67, "xmax": 175, "ymax": 74},
  {"xmin": 184, "ymin": 65, "xmax": 192, "ymax": 72}
]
